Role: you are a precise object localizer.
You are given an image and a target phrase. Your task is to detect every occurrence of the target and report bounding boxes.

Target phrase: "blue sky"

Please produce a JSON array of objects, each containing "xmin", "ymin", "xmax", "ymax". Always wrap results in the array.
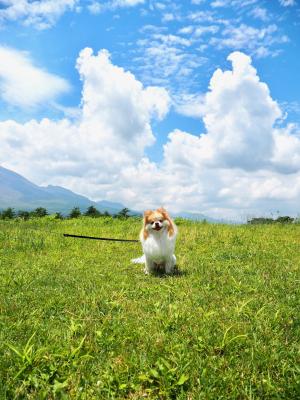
[{"xmin": 0, "ymin": 0, "xmax": 300, "ymax": 219}]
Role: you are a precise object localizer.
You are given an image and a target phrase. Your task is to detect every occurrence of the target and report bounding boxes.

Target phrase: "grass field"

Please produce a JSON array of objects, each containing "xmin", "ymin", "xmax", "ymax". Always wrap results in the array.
[{"xmin": 0, "ymin": 217, "xmax": 300, "ymax": 399}]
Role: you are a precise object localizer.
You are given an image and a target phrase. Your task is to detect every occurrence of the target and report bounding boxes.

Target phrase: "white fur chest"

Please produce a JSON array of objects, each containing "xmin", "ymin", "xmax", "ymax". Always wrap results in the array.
[{"xmin": 141, "ymin": 231, "xmax": 176, "ymax": 263}]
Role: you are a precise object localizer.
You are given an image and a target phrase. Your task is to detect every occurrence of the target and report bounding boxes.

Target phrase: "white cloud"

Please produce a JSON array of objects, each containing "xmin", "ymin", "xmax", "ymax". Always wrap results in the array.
[
  {"xmin": 1, "ymin": 48, "xmax": 300, "ymax": 219},
  {"xmin": 279, "ymin": 0, "xmax": 296, "ymax": 6},
  {"xmin": 201, "ymin": 51, "xmax": 282, "ymax": 170},
  {"xmin": 112, "ymin": 0, "xmax": 144, "ymax": 6},
  {"xmin": 0, "ymin": 46, "xmax": 70, "ymax": 108},
  {"xmin": 152, "ymin": 33, "xmax": 191, "ymax": 47},
  {"xmin": 87, "ymin": 0, "xmax": 144, "ymax": 13},
  {"xmin": 163, "ymin": 52, "xmax": 300, "ymax": 174},
  {"xmin": 187, "ymin": 10, "xmax": 215, "ymax": 23},
  {"xmin": 76, "ymin": 48, "xmax": 169, "ymax": 153},
  {"xmin": 210, "ymin": 24, "xmax": 289, "ymax": 58},
  {"xmin": 0, "ymin": 0, "xmax": 78, "ymax": 29},
  {"xmin": 178, "ymin": 25, "xmax": 194, "ymax": 35},
  {"xmin": 135, "ymin": 32, "xmax": 207, "ymax": 91},
  {"xmin": 161, "ymin": 13, "xmax": 176, "ymax": 22},
  {"xmin": 173, "ymin": 93, "xmax": 206, "ymax": 118},
  {"xmin": 0, "ymin": 47, "xmax": 170, "ymax": 191},
  {"xmin": 271, "ymin": 124, "xmax": 300, "ymax": 173},
  {"xmin": 116, "ymin": 51, "xmax": 300, "ymax": 218},
  {"xmin": 249, "ymin": 6, "xmax": 269, "ymax": 21},
  {"xmin": 87, "ymin": 2, "xmax": 102, "ymax": 14},
  {"xmin": 194, "ymin": 25, "xmax": 219, "ymax": 37},
  {"xmin": 211, "ymin": 0, "xmax": 258, "ymax": 8}
]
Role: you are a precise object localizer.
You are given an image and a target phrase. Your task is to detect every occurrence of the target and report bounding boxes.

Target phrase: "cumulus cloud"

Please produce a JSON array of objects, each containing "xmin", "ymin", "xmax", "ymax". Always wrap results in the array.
[
  {"xmin": 1, "ymin": 48, "xmax": 300, "ymax": 219},
  {"xmin": 0, "ymin": 46, "xmax": 70, "ymax": 108},
  {"xmin": 163, "ymin": 52, "xmax": 300, "ymax": 174},
  {"xmin": 271, "ymin": 124, "xmax": 300, "ymax": 173},
  {"xmin": 202, "ymin": 51, "xmax": 282, "ymax": 170},
  {"xmin": 160, "ymin": 52, "xmax": 285, "ymax": 173},
  {"xmin": 76, "ymin": 48, "xmax": 169, "ymax": 155},
  {"xmin": 113, "ymin": 51, "xmax": 300, "ymax": 217},
  {"xmin": 0, "ymin": 47, "xmax": 170, "ymax": 192},
  {"xmin": 0, "ymin": 0, "xmax": 78, "ymax": 29},
  {"xmin": 173, "ymin": 93, "xmax": 206, "ymax": 119}
]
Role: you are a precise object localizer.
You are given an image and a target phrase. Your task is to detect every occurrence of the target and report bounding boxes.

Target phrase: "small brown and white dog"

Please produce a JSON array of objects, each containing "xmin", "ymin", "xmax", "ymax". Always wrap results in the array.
[{"xmin": 132, "ymin": 207, "xmax": 177, "ymax": 275}]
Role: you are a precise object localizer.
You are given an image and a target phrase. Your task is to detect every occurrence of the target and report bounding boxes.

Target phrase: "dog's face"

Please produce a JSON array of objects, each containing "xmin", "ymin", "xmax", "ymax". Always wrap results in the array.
[
  {"xmin": 144, "ymin": 209, "xmax": 169, "ymax": 232},
  {"xmin": 143, "ymin": 207, "xmax": 174, "ymax": 238}
]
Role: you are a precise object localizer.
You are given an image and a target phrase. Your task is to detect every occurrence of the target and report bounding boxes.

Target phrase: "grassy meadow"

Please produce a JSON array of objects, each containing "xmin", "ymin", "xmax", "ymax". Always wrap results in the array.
[{"xmin": 0, "ymin": 217, "xmax": 300, "ymax": 399}]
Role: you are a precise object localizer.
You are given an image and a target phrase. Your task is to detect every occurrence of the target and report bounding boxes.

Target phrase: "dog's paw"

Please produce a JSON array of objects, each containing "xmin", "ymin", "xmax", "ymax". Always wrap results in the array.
[{"xmin": 131, "ymin": 255, "xmax": 146, "ymax": 264}]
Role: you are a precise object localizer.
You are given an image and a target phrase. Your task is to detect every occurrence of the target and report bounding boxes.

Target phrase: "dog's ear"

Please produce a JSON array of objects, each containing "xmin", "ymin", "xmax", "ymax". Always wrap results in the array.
[
  {"xmin": 144, "ymin": 210, "xmax": 152, "ymax": 218},
  {"xmin": 143, "ymin": 228, "xmax": 149, "ymax": 240},
  {"xmin": 157, "ymin": 207, "xmax": 168, "ymax": 217},
  {"xmin": 157, "ymin": 207, "xmax": 175, "ymax": 237},
  {"xmin": 167, "ymin": 220, "xmax": 175, "ymax": 237}
]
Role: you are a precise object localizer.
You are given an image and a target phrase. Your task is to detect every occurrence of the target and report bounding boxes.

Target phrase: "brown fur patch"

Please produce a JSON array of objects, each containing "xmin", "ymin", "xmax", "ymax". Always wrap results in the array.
[
  {"xmin": 167, "ymin": 219, "xmax": 175, "ymax": 237},
  {"xmin": 143, "ymin": 228, "xmax": 149, "ymax": 240}
]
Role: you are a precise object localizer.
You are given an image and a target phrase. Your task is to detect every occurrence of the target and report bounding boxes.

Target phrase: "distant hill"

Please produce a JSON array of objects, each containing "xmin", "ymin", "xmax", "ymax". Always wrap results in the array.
[
  {"xmin": 0, "ymin": 165, "xmax": 224, "ymax": 221},
  {"xmin": 173, "ymin": 211, "xmax": 221, "ymax": 223},
  {"xmin": 0, "ymin": 166, "xmax": 131, "ymax": 215}
]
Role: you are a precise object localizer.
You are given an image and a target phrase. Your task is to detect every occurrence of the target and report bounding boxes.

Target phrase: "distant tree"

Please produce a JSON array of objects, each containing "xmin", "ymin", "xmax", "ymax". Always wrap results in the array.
[
  {"xmin": 276, "ymin": 216, "xmax": 294, "ymax": 224},
  {"xmin": 248, "ymin": 215, "xmax": 295, "ymax": 224},
  {"xmin": 17, "ymin": 210, "xmax": 30, "ymax": 220},
  {"xmin": 1, "ymin": 208, "xmax": 15, "ymax": 219},
  {"xmin": 32, "ymin": 207, "xmax": 48, "ymax": 218},
  {"xmin": 84, "ymin": 206, "xmax": 101, "ymax": 217},
  {"xmin": 117, "ymin": 207, "xmax": 130, "ymax": 218},
  {"xmin": 247, "ymin": 217, "xmax": 274, "ymax": 224},
  {"xmin": 104, "ymin": 211, "xmax": 111, "ymax": 217},
  {"xmin": 54, "ymin": 212, "xmax": 64, "ymax": 220},
  {"xmin": 69, "ymin": 207, "xmax": 81, "ymax": 218}
]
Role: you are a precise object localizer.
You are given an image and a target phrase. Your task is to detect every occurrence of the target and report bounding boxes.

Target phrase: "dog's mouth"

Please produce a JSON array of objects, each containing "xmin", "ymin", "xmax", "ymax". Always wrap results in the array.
[{"xmin": 153, "ymin": 226, "xmax": 162, "ymax": 231}]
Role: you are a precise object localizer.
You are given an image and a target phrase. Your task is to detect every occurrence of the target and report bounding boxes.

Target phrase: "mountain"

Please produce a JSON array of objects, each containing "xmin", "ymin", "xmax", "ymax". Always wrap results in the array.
[
  {"xmin": 0, "ymin": 166, "xmax": 225, "ymax": 221},
  {"xmin": 173, "ymin": 211, "xmax": 222, "ymax": 223},
  {"xmin": 0, "ymin": 166, "xmax": 129, "ymax": 215}
]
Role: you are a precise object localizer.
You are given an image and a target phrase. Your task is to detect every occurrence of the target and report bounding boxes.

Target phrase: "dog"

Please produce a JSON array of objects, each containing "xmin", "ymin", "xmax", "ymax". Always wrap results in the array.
[{"xmin": 132, "ymin": 207, "xmax": 177, "ymax": 275}]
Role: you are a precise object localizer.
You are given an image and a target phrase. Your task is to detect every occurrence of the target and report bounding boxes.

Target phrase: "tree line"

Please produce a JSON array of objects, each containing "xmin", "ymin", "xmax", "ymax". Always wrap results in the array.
[
  {"xmin": 247, "ymin": 216, "xmax": 296, "ymax": 224},
  {"xmin": 0, "ymin": 206, "xmax": 132, "ymax": 220}
]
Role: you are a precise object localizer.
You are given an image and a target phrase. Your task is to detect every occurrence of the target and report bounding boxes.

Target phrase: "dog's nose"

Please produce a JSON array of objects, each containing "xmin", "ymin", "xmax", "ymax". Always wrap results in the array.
[{"xmin": 155, "ymin": 222, "xmax": 160, "ymax": 227}]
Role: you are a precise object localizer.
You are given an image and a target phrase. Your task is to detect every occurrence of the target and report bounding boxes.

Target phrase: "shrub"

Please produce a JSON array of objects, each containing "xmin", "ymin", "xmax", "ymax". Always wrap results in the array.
[
  {"xmin": 69, "ymin": 207, "xmax": 81, "ymax": 218},
  {"xmin": 116, "ymin": 208, "xmax": 130, "ymax": 219},
  {"xmin": 247, "ymin": 217, "xmax": 274, "ymax": 224},
  {"xmin": 17, "ymin": 210, "xmax": 30, "ymax": 220},
  {"xmin": 32, "ymin": 207, "xmax": 48, "ymax": 218},
  {"xmin": 84, "ymin": 206, "xmax": 101, "ymax": 217},
  {"xmin": 54, "ymin": 212, "xmax": 64, "ymax": 220},
  {"xmin": 1, "ymin": 208, "xmax": 15, "ymax": 219},
  {"xmin": 275, "ymin": 216, "xmax": 294, "ymax": 224}
]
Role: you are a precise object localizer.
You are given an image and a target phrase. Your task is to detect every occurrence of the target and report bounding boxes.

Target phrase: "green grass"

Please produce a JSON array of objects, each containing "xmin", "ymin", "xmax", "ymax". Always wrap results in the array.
[{"xmin": 0, "ymin": 217, "xmax": 300, "ymax": 399}]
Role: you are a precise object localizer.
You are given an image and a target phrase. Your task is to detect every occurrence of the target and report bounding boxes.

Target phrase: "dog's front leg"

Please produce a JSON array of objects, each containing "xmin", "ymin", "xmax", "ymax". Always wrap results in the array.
[
  {"xmin": 165, "ymin": 256, "xmax": 175, "ymax": 275},
  {"xmin": 144, "ymin": 256, "xmax": 156, "ymax": 275}
]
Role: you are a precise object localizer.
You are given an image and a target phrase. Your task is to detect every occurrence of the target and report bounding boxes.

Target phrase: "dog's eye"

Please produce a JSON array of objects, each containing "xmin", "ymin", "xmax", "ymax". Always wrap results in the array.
[{"xmin": 159, "ymin": 219, "xmax": 163, "ymax": 223}]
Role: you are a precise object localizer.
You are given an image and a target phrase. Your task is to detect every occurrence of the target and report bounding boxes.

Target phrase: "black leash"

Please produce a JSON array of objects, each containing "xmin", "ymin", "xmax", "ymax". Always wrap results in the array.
[
  {"xmin": 0, "ymin": 223, "xmax": 139, "ymax": 243},
  {"xmin": 63, "ymin": 233, "xmax": 139, "ymax": 243}
]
